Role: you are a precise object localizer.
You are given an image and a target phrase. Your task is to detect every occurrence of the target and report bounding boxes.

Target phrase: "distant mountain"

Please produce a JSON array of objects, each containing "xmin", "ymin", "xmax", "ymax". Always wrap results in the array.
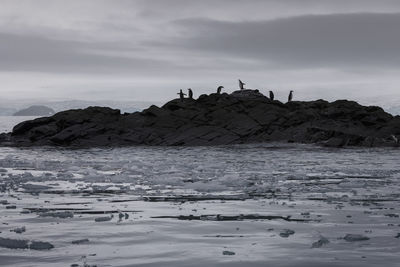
[
  {"xmin": 0, "ymin": 107, "xmax": 17, "ymax": 116},
  {"xmin": 13, "ymin": 105, "xmax": 55, "ymax": 116},
  {"xmin": 0, "ymin": 99, "xmax": 160, "ymax": 115},
  {"xmin": 358, "ymin": 95, "xmax": 400, "ymax": 116},
  {"xmin": 43, "ymin": 100, "xmax": 158, "ymax": 114}
]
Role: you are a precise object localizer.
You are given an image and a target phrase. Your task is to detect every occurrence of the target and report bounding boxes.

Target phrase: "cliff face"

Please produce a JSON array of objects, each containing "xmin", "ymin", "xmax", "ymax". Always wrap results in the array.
[{"xmin": 1, "ymin": 90, "xmax": 400, "ymax": 147}]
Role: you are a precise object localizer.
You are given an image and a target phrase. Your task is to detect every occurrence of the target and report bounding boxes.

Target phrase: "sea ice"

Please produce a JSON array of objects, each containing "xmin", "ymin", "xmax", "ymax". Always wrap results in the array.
[
  {"xmin": 71, "ymin": 239, "xmax": 89, "ymax": 245},
  {"xmin": 343, "ymin": 234, "xmax": 370, "ymax": 242},
  {"xmin": 0, "ymin": 237, "xmax": 29, "ymax": 249},
  {"xmin": 39, "ymin": 211, "xmax": 74, "ymax": 219},
  {"xmin": 94, "ymin": 216, "xmax": 113, "ymax": 222},
  {"xmin": 311, "ymin": 236, "xmax": 330, "ymax": 248},
  {"xmin": 279, "ymin": 229, "xmax": 295, "ymax": 238},
  {"xmin": 11, "ymin": 226, "xmax": 26, "ymax": 234},
  {"xmin": 29, "ymin": 241, "xmax": 54, "ymax": 250}
]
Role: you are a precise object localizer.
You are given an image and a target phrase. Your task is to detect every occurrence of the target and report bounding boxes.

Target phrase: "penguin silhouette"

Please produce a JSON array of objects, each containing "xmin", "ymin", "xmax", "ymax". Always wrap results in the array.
[
  {"xmin": 217, "ymin": 86, "xmax": 224, "ymax": 94},
  {"xmin": 288, "ymin": 90, "xmax": 294, "ymax": 102},
  {"xmin": 269, "ymin": 91, "xmax": 274, "ymax": 101},
  {"xmin": 177, "ymin": 89, "xmax": 186, "ymax": 101},
  {"xmin": 188, "ymin": 88, "xmax": 193, "ymax": 99},
  {"xmin": 238, "ymin": 79, "xmax": 245, "ymax": 90}
]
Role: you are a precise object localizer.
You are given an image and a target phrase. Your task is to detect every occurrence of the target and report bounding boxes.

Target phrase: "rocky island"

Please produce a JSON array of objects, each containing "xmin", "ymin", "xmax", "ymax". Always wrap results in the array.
[
  {"xmin": 13, "ymin": 105, "xmax": 55, "ymax": 116},
  {"xmin": 1, "ymin": 90, "xmax": 399, "ymax": 147}
]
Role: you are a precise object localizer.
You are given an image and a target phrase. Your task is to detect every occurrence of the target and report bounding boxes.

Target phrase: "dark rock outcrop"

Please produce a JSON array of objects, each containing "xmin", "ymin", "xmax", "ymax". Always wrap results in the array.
[
  {"xmin": 1, "ymin": 90, "xmax": 400, "ymax": 147},
  {"xmin": 13, "ymin": 105, "xmax": 55, "ymax": 116}
]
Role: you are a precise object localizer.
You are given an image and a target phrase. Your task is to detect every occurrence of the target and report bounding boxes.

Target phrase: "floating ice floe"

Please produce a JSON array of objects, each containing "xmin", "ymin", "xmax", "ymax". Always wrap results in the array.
[
  {"xmin": 11, "ymin": 226, "xmax": 26, "ymax": 234},
  {"xmin": 311, "ymin": 236, "xmax": 330, "ymax": 248},
  {"xmin": 39, "ymin": 211, "xmax": 74, "ymax": 219},
  {"xmin": 71, "ymin": 238, "xmax": 89, "ymax": 245},
  {"xmin": 0, "ymin": 237, "xmax": 54, "ymax": 250},
  {"xmin": 152, "ymin": 214, "xmax": 311, "ymax": 222},
  {"xmin": 343, "ymin": 234, "xmax": 370, "ymax": 242},
  {"xmin": 0, "ymin": 237, "xmax": 28, "ymax": 249},
  {"xmin": 21, "ymin": 183, "xmax": 53, "ymax": 192},
  {"xmin": 279, "ymin": 229, "xmax": 295, "ymax": 238},
  {"xmin": 94, "ymin": 216, "xmax": 113, "ymax": 222},
  {"xmin": 30, "ymin": 241, "xmax": 54, "ymax": 250}
]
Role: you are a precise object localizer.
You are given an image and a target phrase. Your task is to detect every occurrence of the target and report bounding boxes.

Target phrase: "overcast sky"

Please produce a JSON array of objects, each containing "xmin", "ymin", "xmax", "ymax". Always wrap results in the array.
[{"xmin": 1, "ymin": 0, "xmax": 400, "ymax": 103}]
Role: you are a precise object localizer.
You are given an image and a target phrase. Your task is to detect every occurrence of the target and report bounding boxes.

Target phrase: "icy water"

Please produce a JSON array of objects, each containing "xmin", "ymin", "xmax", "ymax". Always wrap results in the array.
[
  {"xmin": 0, "ymin": 116, "xmax": 38, "ymax": 133},
  {"xmin": 0, "ymin": 118, "xmax": 400, "ymax": 267}
]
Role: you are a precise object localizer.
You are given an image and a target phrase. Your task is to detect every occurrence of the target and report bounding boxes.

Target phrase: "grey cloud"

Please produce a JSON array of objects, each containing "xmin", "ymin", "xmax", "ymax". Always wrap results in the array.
[
  {"xmin": 133, "ymin": 0, "xmax": 400, "ymax": 20},
  {"xmin": 0, "ymin": 33, "xmax": 170, "ymax": 73},
  {"xmin": 1, "ymin": 1, "xmax": 400, "ymax": 102},
  {"xmin": 168, "ymin": 13, "xmax": 400, "ymax": 69}
]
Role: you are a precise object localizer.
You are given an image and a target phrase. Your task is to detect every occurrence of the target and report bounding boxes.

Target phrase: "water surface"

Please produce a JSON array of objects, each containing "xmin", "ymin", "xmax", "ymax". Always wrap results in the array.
[{"xmin": 0, "ymin": 117, "xmax": 399, "ymax": 267}]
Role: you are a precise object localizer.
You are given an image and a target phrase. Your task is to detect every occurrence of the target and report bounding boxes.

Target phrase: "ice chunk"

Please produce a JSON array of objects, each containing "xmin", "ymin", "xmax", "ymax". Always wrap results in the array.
[
  {"xmin": 94, "ymin": 216, "xmax": 112, "ymax": 222},
  {"xmin": 71, "ymin": 239, "xmax": 89, "ymax": 244},
  {"xmin": 343, "ymin": 234, "xmax": 370, "ymax": 242},
  {"xmin": 29, "ymin": 241, "xmax": 54, "ymax": 250},
  {"xmin": 21, "ymin": 183, "xmax": 52, "ymax": 192},
  {"xmin": 279, "ymin": 229, "xmax": 295, "ymax": 238},
  {"xmin": 311, "ymin": 236, "xmax": 330, "ymax": 248},
  {"xmin": 222, "ymin": 250, "xmax": 235, "ymax": 255},
  {"xmin": 39, "ymin": 211, "xmax": 74, "ymax": 219},
  {"xmin": 0, "ymin": 237, "xmax": 29, "ymax": 249},
  {"xmin": 11, "ymin": 226, "xmax": 26, "ymax": 234}
]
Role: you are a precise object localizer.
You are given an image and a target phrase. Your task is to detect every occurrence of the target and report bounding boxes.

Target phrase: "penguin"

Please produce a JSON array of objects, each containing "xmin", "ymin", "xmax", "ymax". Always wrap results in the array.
[
  {"xmin": 188, "ymin": 88, "xmax": 193, "ymax": 99},
  {"xmin": 269, "ymin": 91, "xmax": 274, "ymax": 101},
  {"xmin": 288, "ymin": 90, "xmax": 294, "ymax": 102},
  {"xmin": 177, "ymin": 89, "xmax": 186, "ymax": 101},
  {"xmin": 217, "ymin": 86, "xmax": 224, "ymax": 94},
  {"xmin": 238, "ymin": 79, "xmax": 245, "ymax": 90}
]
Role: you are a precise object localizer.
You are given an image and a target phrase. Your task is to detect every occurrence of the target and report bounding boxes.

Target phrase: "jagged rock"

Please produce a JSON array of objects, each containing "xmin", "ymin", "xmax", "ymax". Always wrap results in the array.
[
  {"xmin": 230, "ymin": 89, "xmax": 267, "ymax": 99},
  {"xmin": 2, "ymin": 91, "xmax": 400, "ymax": 147}
]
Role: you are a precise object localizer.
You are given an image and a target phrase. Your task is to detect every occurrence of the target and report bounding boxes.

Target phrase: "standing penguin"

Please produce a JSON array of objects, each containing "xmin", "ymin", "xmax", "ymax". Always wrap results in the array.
[
  {"xmin": 238, "ymin": 79, "xmax": 245, "ymax": 90},
  {"xmin": 188, "ymin": 88, "xmax": 193, "ymax": 99},
  {"xmin": 177, "ymin": 89, "xmax": 186, "ymax": 101},
  {"xmin": 288, "ymin": 90, "xmax": 294, "ymax": 102},
  {"xmin": 269, "ymin": 91, "xmax": 274, "ymax": 101},
  {"xmin": 217, "ymin": 86, "xmax": 224, "ymax": 94}
]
